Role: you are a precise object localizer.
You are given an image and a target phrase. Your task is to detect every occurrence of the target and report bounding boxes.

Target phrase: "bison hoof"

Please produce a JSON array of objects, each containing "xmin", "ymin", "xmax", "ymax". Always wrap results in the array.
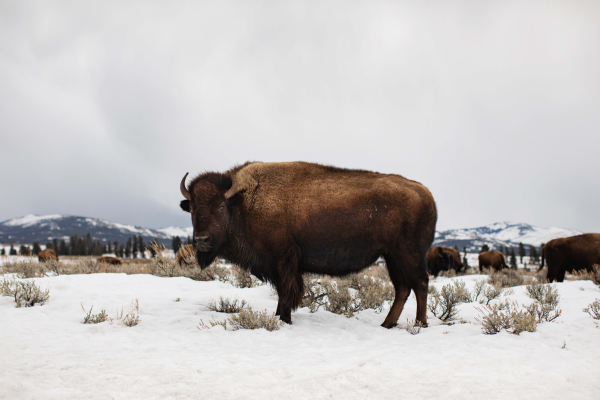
[{"xmin": 381, "ymin": 321, "xmax": 398, "ymax": 329}]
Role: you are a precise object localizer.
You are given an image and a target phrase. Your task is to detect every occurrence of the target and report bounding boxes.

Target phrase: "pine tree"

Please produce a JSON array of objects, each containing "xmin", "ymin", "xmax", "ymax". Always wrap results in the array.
[
  {"xmin": 59, "ymin": 240, "xmax": 68, "ymax": 255},
  {"xmin": 529, "ymin": 245, "xmax": 539, "ymax": 264},
  {"xmin": 132, "ymin": 236, "xmax": 138, "ymax": 259},
  {"xmin": 138, "ymin": 236, "xmax": 146, "ymax": 258},
  {"xmin": 172, "ymin": 236, "xmax": 182, "ymax": 254},
  {"xmin": 9, "ymin": 245, "xmax": 17, "ymax": 255},
  {"xmin": 32, "ymin": 242, "xmax": 42, "ymax": 255},
  {"xmin": 518, "ymin": 242, "xmax": 526, "ymax": 263},
  {"xmin": 19, "ymin": 245, "xmax": 31, "ymax": 256},
  {"xmin": 148, "ymin": 240, "xmax": 158, "ymax": 257},
  {"xmin": 125, "ymin": 237, "xmax": 132, "ymax": 258},
  {"xmin": 480, "ymin": 244, "xmax": 489, "ymax": 253},
  {"xmin": 462, "ymin": 246, "xmax": 469, "ymax": 268},
  {"xmin": 510, "ymin": 248, "xmax": 517, "ymax": 269},
  {"xmin": 499, "ymin": 245, "xmax": 504, "ymax": 254},
  {"xmin": 53, "ymin": 239, "xmax": 59, "ymax": 254},
  {"xmin": 46, "ymin": 241, "xmax": 53, "ymax": 251},
  {"xmin": 186, "ymin": 235, "xmax": 192, "ymax": 246},
  {"xmin": 0, "ymin": 248, "xmax": 5, "ymax": 256}
]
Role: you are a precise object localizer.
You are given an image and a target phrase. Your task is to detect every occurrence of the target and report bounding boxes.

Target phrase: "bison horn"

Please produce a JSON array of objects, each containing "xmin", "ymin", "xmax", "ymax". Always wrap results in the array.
[
  {"xmin": 224, "ymin": 172, "xmax": 238, "ymax": 199},
  {"xmin": 180, "ymin": 172, "xmax": 191, "ymax": 200}
]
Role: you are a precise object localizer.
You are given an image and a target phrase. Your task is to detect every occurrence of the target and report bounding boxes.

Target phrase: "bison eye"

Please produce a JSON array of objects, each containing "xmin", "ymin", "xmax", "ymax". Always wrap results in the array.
[{"xmin": 219, "ymin": 205, "xmax": 224, "ymax": 211}]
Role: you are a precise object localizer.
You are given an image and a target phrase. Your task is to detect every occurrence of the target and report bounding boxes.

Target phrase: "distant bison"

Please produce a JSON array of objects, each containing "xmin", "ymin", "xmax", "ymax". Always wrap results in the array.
[
  {"xmin": 539, "ymin": 233, "xmax": 600, "ymax": 282},
  {"xmin": 96, "ymin": 256, "xmax": 122, "ymax": 265},
  {"xmin": 426, "ymin": 246, "xmax": 463, "ymax": 277},
  {"xmin": 38, "ymin": 249, "xmax": 58, "ymax": 262},
  {"xmin": 176, "ymin": 244, "xmax": 196, "ymax": 267},
  {"xmin": 179, "ymin": 161, "xmax": 437, "ymax": 328},
  {"xmin": 478, "ymin": 250, "xmax": 507, "ymax": 272}
]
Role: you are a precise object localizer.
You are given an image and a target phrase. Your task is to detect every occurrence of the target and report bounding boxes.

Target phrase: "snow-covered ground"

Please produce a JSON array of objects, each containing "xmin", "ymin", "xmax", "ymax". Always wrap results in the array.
[{"xmin": 1, "ymin": 271, "xmax": 599, "ymax": 399}]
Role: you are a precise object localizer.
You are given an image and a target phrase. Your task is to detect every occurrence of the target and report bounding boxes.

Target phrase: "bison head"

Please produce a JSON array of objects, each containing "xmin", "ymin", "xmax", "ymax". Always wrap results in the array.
[{"xmin": 179, "ymin": 171, "xmax": 238, "ymax": 268}]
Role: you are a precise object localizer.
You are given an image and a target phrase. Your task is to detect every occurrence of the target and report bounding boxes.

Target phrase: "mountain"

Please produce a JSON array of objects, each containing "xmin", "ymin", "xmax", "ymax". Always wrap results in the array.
[
  {"xmin": 0, "ymin": 214, "xmax": 193, "ymax": 246},
  {"xmin": 0, "ymin": 215, "xmax": 584, "ymax": 253},
  {"xmin": 434, "ymin": 222, "xmax": 582, "ymax": 252}
]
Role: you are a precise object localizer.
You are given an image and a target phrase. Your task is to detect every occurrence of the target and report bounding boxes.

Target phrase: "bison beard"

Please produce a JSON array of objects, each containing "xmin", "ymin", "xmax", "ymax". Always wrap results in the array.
[{"xmin": 179, "ymin": 161, "xmax": 437, "ymax": 328}]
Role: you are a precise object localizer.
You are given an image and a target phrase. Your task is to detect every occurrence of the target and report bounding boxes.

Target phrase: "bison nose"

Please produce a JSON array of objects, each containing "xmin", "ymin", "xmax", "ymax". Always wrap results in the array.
[{"xmin": 194, "ymin": 235, "xmax": 212, "ymax": 251}]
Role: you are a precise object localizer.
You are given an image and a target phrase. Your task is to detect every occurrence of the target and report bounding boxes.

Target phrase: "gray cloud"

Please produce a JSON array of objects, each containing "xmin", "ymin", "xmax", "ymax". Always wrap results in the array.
[{"xmin": 1, "ymin": 0, "xmax": 599, "ymax": 232}]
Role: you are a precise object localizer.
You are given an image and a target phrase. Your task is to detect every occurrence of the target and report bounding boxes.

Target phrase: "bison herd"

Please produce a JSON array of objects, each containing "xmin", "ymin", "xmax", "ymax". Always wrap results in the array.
[
  {"xmin": 24, "ymin": 161, "xmax": 598, "ymax": 328},
  {"xmin": 176, "ymin": 161, "xmax": 600, "ymax": 327}
]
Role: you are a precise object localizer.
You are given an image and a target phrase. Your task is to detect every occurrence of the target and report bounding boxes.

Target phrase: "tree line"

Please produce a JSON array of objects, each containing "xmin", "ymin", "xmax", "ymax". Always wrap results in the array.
[{"xmin": 1, "ymin": 234, "xmax": 194, "ymax": 257}]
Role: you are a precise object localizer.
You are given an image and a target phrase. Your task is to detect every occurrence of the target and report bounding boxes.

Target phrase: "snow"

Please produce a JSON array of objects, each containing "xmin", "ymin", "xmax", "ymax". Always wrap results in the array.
[
  {"xmin": 436, "ymin": 222, "xmax": 582, "ymax": 247},
  {"xmin": 2, "ymin": 214, "xmax": 63, "ymax": 227},
  {"xmin": 1, "ymin": 271, "xmax": 599, "ymax": 399},
  {"xmin": 156, "ymin": 226, "xmax": 194, "ymax": 238}
]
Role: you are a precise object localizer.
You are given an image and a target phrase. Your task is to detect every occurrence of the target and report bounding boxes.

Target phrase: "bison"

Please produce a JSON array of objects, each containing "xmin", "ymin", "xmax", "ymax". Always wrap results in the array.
[
  {"xmin": 38, "ymin": 249, "xmax": 58, "ymax": 262},
  {"xmin": 478, "ymin": 250, "xmax": 507, "ymax": 272},
  {"xmin": 176, "ymin": 244, "xmax": 196, "ymax": 267},
  {"xmin": 539, "ymin": 233, "xmax": 600, "ymax": 282},
  {"xmin": 179, "ymin": 161, "xmax": 437, "ymax": 328},
  {"xmin": 96, "ymin": 256, "xmax": 122, "ymax": 265},
  {"xmin": 426, "ymin": 246, "xmax": 464, "ymax": 277}
]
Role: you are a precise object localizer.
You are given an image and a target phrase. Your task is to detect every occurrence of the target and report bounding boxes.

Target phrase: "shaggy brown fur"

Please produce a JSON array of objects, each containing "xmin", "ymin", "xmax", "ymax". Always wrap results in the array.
[
  {"xmin": 96, "ymin": 256, "xmax": 122, "ymax": 265},
  {"xmin": 38, "ymin": 249, "xmax": 58, "ymax": 262},
  {"xmin": 426, "ymin": 246, "xmax": 464, "ymax": 276},
  {"xmin": 539, "ymin": 233, "xmax": 600, "ymax": 282},
  {"xmin": 478, "ymin": 250, "xmax": 507, "ymax": 272},
  {"xmin": 176, "ymin": 244, "xmax": 196, "ymax": 267},
  {"xmin": 180, "ymin": 161, "xmax": 437, "ymax": 328}
]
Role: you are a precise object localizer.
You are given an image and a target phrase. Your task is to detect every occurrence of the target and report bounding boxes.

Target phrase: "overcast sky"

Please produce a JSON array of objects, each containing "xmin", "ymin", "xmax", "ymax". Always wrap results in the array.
[{"xmin": 1, "ymin": 0, "xmax": 599, "ymax": 232}]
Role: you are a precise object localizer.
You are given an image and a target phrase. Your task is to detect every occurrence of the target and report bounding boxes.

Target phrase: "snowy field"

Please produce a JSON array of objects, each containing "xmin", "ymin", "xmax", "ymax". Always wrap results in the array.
[{"xmin": 1, "ymin": 271, "xmax": 599, "ymax": 400}]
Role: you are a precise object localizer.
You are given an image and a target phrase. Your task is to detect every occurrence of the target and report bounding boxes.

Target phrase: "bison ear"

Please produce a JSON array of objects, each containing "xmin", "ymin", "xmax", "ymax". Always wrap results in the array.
[{"xmin": 180, "ymin": 200, "xmax": 191, "ymax": 213}]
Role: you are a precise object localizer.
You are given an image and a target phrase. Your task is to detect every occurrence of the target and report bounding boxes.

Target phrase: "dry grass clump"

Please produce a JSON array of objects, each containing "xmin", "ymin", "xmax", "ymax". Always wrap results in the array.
[
  {"xmin": 1, "ymin": 277, "xmax": 50, "ymax": 307},
  {"xmin": 1, "ymin": 261, "xmax": 46, "ymax": 278},
  {"xmin": 567, "ymin": 265, "xmax": 600, "ymax": 285},
  {"xmin": 110, "ymin": 299, "xmax": 141, "ymax": 327},
  {"xmin": 405, "ymin": 319, "xmax": 424, "ymax": 335},
  {"xmin": 583, "ymin": 299, "xmax": 600, "ymax": 320},
  {"xmin": 199, "ymin": 308, "xmax": 284, "ymax": 331},
  {"xmin": 148, "ymin": 242, "xmax": 230, "ymax": 282},
  {"xmin": 427, "ymin": 281, "xmax": 472, "ymax": 322},
  {"xmin": 301, "ymin": 272, "xmax": 394, "ymax": 317},
  {"xmin": 81, "ymin": 303, "xmax": 108, "ymax": 324},
  {"xmin": 226, "ymin": 266, "xmax": 263, "ymax": 288},
  {"xmin": 207, "ymin": 296, "xmax": 248, "ymax": 313}
]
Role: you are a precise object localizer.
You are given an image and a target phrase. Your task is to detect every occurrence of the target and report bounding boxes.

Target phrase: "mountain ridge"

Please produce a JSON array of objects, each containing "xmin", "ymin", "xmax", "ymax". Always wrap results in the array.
[{"xmin": 0, "ymin": 214, "xmax": 584, "ymax": 251}]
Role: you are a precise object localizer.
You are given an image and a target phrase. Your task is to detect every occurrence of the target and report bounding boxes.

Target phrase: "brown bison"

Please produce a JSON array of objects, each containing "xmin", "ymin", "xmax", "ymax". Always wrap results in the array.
[
  {"xmin": 38, "ymin": 249, "xmax": 58, "ymax": 262},
  {"xmin": 478, "ymin": 250, "xmax": 507, "ymax": 272},
  {"xmin": 176, "ymin": 244, "xmax": 196, "ymax": 267},
  {"xmin": 427, "ymin": 246, "xmax": 464, "ymax": 276},
  {"xmin": 96, "ymin": 256, "xmax": 122, "ymax": 265},
  {"xmin": 179, "ymin": 161, "xmax": 437, "ymax": 328},
  {"xmin": 539, "ymin": 233, "xmax": 600, "ymax": 282}
]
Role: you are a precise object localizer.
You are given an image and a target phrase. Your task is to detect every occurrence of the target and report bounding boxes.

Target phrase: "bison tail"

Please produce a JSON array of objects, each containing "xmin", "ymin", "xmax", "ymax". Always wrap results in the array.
[{"xmin": 538, "ymin": 246, "xmax": 545, "ymax": 272}]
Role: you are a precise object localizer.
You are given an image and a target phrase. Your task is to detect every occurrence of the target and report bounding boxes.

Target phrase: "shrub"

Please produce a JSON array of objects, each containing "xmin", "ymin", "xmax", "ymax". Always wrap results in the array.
[
  {"xmin": 301, "ymin": 273, "xmax": 394, "ymax": 317},
  {"xmin": 568, "ymin": 265, "xmax": 600, "ymax": 285},
  {"xmin": 1, "ymin": 261, "xmax": 46, "ymax": 279},
  {"xmin": 6, "ymin": 280, "xmax": 51, "ymax": 307},
  {"xmin": 228, "ymin": 266, "xmax": 262, "ymax": 288},
  {"xmin": 475, "ymin": 302, "xmax": 537, "ymax": 335},
  {"xmin": 427, "ymin": 281, "xmax": 470, "ymax": 322},
  {"xmin": 81, "ymin": 303, "xmax": 108, "ymax": 324},
  {"xmin": 227, "ymin": 308, "xmax": 284, "ymax": 331},
  {"xmin": 207, "ymin": 297, "xmax": 248, "ymax": 313},
  {"xmin": 524, "ymin": 282, "xmax": 561, "ymax": 322},
  {"xmin": 405, "ymin": 319, "xmax": 424, "ymax": 335},
  {"xmin": 583, "ymin": 299, "xmax": 600, "ymax": 320},
  {"xmin": 488, "ymin": 270, "xmax": 525, "ymax": 288},
  {"xmin": 472, "ymin": 280, "xmax": 486, "ymax": 302},
  {"xmin": 479, "ymin": 285, "xmax": 503, "ymax": 305},
  {"xmin": 124, "ymin": 299, "xmax": 141, "ymax": 327}
]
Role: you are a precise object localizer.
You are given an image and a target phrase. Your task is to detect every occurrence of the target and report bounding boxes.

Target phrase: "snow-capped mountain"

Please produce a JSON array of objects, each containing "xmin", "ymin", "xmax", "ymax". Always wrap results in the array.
[
  {"xmin": 0, "ymin": 215, "xmax": 585, "ymax": 252},
  {"xmin": 434, "ymin": 222, "xmax": 582, "ymax": 252},
  {"xmin": 0, "ymin": 214, "xmax": 193, "ymax": 245}
]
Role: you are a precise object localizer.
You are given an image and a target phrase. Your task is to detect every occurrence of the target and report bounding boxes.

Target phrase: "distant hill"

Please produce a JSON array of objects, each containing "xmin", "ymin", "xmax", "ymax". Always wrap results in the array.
[
  {"xmin": 0, "ymin": 214, "xmax": 193, "ymax": 246},
  {"xmin": 0, "ymin": 215, "xmax": 584, "ymax": 252},
  {"xmin": 434, "ymin": 222, "xmax": 582, "ymax": 252}
]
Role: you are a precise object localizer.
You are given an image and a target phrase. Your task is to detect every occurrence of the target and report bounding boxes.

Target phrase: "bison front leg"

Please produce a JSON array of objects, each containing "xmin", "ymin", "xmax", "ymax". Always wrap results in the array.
[{"xmin": 274, "ymin": 245, "xmax": 304, "ymax": 325}]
